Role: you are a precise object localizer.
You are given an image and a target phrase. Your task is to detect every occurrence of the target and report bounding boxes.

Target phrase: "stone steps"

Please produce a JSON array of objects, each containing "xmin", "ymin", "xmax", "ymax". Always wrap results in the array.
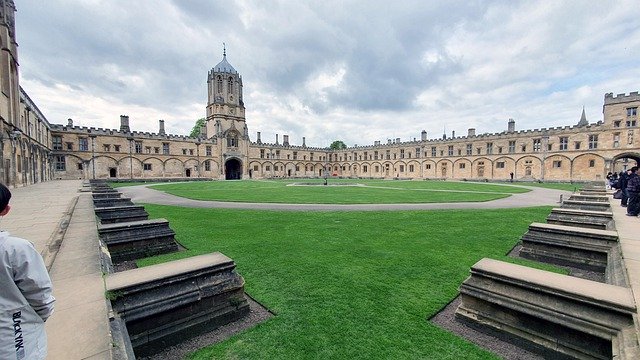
[
  {"xmin": 94, "ymin": 205, "xmax": 149, "ymax": 224},
  {"xmin": 546, "ymin": 207, "xmax": 614, "ymax": 230},
  {"xmin": 97, "ymin": 218, "xmax": 179, "ymax": 262},
  {"xmin": 456, "ymin": 258, "xmax": 637, "ymax": 360}
]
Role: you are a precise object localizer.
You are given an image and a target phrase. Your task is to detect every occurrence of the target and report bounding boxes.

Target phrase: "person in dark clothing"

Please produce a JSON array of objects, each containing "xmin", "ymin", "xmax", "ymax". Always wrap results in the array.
[
  {"xmin": 618, "ymin": 170, "xmax": 630, "ymax": 207},
  {"xmin": 627, "ymin": 167, "xmax": 640, "ymax": 216}
]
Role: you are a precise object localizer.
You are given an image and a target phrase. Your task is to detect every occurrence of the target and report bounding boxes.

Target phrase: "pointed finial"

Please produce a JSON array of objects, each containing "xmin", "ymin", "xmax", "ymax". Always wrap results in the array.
[{"xmin": 223, "ymin": 43, "xmax": 226, "ymax": 57}]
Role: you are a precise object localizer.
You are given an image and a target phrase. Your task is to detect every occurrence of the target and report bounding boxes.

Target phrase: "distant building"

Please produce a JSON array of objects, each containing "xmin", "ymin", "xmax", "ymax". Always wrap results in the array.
[{"xmin": 1, "ymin": 2, "xmax": 639, "ymax": 186}]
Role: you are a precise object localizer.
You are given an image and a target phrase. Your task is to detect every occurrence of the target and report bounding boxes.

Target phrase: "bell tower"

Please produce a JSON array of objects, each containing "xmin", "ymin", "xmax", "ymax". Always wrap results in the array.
[{"xmin": 205, "ymin": 46, "xmax": 250, "ymax": 179}]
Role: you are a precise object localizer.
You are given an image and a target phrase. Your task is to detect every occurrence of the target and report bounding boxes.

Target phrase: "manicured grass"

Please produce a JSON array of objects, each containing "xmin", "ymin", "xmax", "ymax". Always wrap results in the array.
[
  {"xmin": 146, "ymin": 179, "xmax": 530, "ymax": 204},
  {"xmin": 516, "ymin": 182, "xmax": 585, "ymax": 192},
  {"xmin": 139, "ymin": 205, "xmax": 556, "ymax": 359}
]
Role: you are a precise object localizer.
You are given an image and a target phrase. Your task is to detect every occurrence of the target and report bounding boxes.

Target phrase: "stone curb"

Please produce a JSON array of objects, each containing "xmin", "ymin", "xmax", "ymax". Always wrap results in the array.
[{"xmin": 41, "ymin": 195, "xmax": 79, "ymax": 271}]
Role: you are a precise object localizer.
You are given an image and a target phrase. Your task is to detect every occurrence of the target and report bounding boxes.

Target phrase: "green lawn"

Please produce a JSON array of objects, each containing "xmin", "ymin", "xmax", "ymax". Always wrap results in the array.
[
  {"xmin": 139, "ymin": 205, "xmax": 555, "ymax": 359},
  {"xmin": 146, "ymin": 179, "xmax": 530, "ymax": 204}
]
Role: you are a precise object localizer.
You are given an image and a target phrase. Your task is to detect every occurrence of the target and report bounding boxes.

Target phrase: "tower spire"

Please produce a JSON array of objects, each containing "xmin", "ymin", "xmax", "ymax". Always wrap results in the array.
[
  {"xmin": 576, "ymin": 106, "xmax": 588, "ymax": 127},
  {"xmin": 223, "ymin": 42, "xmax": 226, "ymax": 57}
]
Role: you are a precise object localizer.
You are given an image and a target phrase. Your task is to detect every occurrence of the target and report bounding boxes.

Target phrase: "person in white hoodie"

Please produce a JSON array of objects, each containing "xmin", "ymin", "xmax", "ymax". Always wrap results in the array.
[{"xmin": 0, "ymin": 183, "xmax": 55, "ymax": 360}]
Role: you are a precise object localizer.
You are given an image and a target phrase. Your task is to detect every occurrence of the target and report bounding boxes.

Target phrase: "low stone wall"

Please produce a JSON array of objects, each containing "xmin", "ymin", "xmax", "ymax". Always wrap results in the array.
[
  {"xmin": 94, "ymin": 205, "xmax": 149, "ymax": 224},
  {"xmin": 93, "ymin": 197, "xmax": 134, "ymax": 208},
  {"xmin": 106, "ymin": 252, "xmax": 250, "ymax": 357},
  {"xmin": 519, "ymin": 222, "xmax": 618, "ymax": 272},
  {"xmin": 456, "ymin": 258, "xmax": 637, "ymax": 359},
  {"xmin": 97, "ymin": 218, "xmax": 179, "ymax": 262},
  {"xmin": 562, "ymin": 199, "xmax": 611, "ymax": 212},
  {"xmin": 546, "ymin": 208, "xmax": 614, "ymax": 230}
]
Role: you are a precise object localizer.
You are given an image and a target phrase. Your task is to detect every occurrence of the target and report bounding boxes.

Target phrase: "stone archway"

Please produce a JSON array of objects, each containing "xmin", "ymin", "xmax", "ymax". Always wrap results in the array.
[
  {"xmin": 611, "ymin": 152, "xmax": 640, "ymax": 174},
  {"xmin": 225, "ymin": 158, "xmax": 242, "ymax": 180}
]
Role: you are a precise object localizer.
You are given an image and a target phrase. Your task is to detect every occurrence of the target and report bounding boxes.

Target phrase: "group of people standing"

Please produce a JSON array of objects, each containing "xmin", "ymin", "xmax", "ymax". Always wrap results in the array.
[{"xmin": 609, "ymin": 166, "xmax": 640, "ymax": 217}]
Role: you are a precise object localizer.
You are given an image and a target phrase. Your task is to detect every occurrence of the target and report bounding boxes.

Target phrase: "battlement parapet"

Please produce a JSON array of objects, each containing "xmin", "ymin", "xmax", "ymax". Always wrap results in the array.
[
  {"xmin": 604, "ymin": 91, "xmax": 640, "ymax": 105},
  {"xmin": 49, "ymin": 124, "xmax": 215, "ymax": 144}
]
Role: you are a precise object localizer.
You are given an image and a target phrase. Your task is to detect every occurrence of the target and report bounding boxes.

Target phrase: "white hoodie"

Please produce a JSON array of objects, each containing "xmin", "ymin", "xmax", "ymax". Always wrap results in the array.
[{"xmin": 0, "ymin": 231, "xmax": 55, "ymax": 360}]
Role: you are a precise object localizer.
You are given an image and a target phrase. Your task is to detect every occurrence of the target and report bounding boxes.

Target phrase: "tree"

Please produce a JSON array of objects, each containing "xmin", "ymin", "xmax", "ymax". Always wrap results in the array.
[
  {"xmin": 190, "ymin": 118, "xmax": 206, "ymax": 138},
  {"xmin": 330, "ymin": 140, "xmax": 347, "ymax": 150}
]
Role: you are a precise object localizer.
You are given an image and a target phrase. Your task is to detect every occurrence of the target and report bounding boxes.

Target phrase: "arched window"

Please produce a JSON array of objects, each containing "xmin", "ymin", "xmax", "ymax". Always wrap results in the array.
[
  {"xmin": 228, "ymin": 77, "xmax": 234, "ymax": 94},
  {"xmin": 217, "ymin": 76, "xmax": 222, "ymax": 93}
]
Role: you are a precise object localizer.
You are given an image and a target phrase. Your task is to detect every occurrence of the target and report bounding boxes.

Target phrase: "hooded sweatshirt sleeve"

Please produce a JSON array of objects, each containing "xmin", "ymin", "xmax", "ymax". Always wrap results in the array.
[{"xmin": 11, "ymin": 239, "xmax": 55, "ymax": 321}]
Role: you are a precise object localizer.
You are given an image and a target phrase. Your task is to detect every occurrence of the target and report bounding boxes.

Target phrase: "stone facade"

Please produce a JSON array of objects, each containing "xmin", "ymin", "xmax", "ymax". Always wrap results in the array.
[{"xmin": 1, "ymin": 3, "xmax": 639, "ymax": 186}]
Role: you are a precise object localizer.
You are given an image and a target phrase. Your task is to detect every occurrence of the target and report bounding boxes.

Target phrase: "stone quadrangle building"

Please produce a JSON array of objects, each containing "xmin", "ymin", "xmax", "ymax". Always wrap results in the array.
[{"xmin": 1, "ymin": 1, "xmax": 639, "ymax": 188}]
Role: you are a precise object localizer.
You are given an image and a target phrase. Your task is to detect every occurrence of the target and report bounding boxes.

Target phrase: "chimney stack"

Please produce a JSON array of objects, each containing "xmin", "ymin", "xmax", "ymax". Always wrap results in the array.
[
  {"xmin": 451, "ymin": 130, "xmax": 455, "ymax": 138},
  {"xmin": 283, "ymin": 134, "xmax": 289, "ymax": 146},
  {"xmin": 421, "ymin": 130, "xmax": 427, "ymax": 141},
  {"xmin": 302, "ymin": 137, "xmax": 306, "ymax": 147},
  {"xmin": 67, "ymin": 118, "xmax": 73, "ymax": 127},
  {"xmin": 256, "ymin": 131, "xmax": 262, "ymax": 144},
  {"xmin": 158, "ymin": 119, "xmax": 166, "ymax": 135},
  {"xmin": 387, "ymin": 139, "xmax": 392, "ymax": 144},
  {"xmin": 396, "ymin": 137, "xmax": 401, "ymax": 144},
  {"xmin": 275, "ymin": 134, "xmax": 279, "ymax": 144},
  {"xmin": 119, "ymin": 115, "xmax": 130, "ymax": 132},
  {"xmin": 508, "ymin": 118, "xmax": 515, "ymax": 133},
  {"xmin": 468, "ymin": 128, "xmax": 476, "ymax": 137}
]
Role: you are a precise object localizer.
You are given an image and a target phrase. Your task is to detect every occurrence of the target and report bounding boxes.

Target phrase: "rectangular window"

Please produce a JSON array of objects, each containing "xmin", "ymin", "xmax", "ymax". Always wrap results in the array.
[
  {"xmin": 276, "ymin": 150, "xmax": 280, "ymax": 159},
  {"xmin": 486, "ymin": 142, "xmax": 493, "ymax": 155},
  {"xmin": 400, "ymin": 149, "xmax": 405, "ymax": 159},
  {"xmin": 589, "ymin": 159, "xmax": 595, "ymax": 167},
  {"xmin": 399, "ymin": 165, "xmax": 405, "ymax": 172},
  {"xmin": 145, "ymin": 146, "xmax": 152, "ymax": 154},
  {"xmin": 182, "ymin": 149, "xmax": 187, "ymax": 155},
  {"xmin": 103, "ymin": 144, "xmax": 111, "ymax": 152},
  {"xmin": 575, "ymin": 141, "xmax": 581, "ymax": 150},
  {"xmin": 206, "ymin": 146, "xmax": 212, "ymax": 156},
  {"xmin": 293, "ymin": 151, "xmax": 298, "ymax": 160},
  {"xmin": 431, "ymin": 147, "xmax": 437, "ymax": 157},
  {"xmin": 496, "ymin": 162, "xmax": 505, "ymax": 169},
  {"xmin": 508, "ymin": 141, "xmax": 515, "ymax": 153},
  {"xmin": 627, "ymin": 120, "xmax": 637, "ymax": 127},
  {"xmin": 386, "ymin": 150, "xmax": 391, "ymax": 160},
  {"xmin": 374, "ymin": 151, "xmax": 378, "ymax": 160},
  {"xmin": 426, "ymin": 164, "xmax": 431, "ymax": 170},
  {"xmin": 448, "ymin": 145, "xmax": 453, "ymax": 156},
  {"xmin": 521, "ymin": 144, "xmax": 526, "ymax": 152},
  {"xmin": 253, "ymin": 165, "xmax": 258, "ymax": 171},
  {"xmin": 79, "ymin": 138, "xmax": 88, "ymax": 151},
  {"xmin": 77, "ymin": 162, "xmax": 83, "ymax": 170},
  {"xmin": 260, "ymin": 149, "xmax": 265, "ymax": 158},
  {"xmin": 498, "ymin": 147, "xmax": 503, "ymax": 154},
  {"xmin": 205, "ymin": 160, "xmax": 211, "ymax": 171},
  {"xmin": 553, "ymin": 160, "xmax": 562, "ymax": 168},
  {"xmin": 363, "ymin": 165, "xmax": 368, "ymax": 173},
  {"xmin": 627, "ymin": 107, "xmax": 638, "ymax": 117},
  {"xmin": 476, "ymin": 148, "xmax": 481, "ymax": 155},
  {"xmin": 459, "ymin": 163, "xmax": 465, "ymax": 169},
  {"xmin": 163, "ymin": 143, "xmax": 170, "ymax": 155},
  {"xmin": 375, "ymin": 165, "xmax": 380, "ymax": 172},
  {"xmin": 466, "ymin": 144, "xmax": 472, "ymax": 155},
  {"xmin": 310, "ymin": 152, "xmax": 314, "ymax": 161},
  {"xmin": 52, "ymin": 136, "xmax": 63, "ymax": 150},
  {"xmin": 189, "ymin": 149, "xmax": 194, "ymax": 155},
  {"xmin": 613, "ymin": 133, "xmax": 620, "ymax": 148},
  {"xmin": 55, "ymin": 155, "xmax": 65, "ymax": 171},
  {"xmin": 415, "ymin": 147, "xmax": 421, "ymax": 158},
  {"xmin": 614, "ymin": 120, "xmax": 621, "ymax": 128},
  {"xmin": 135, "ymin": 141, "xmax": 143, "ymax": 154},
  {"xmin": 66, "ymin": 142, "xmax": 73, "ymax": 151},
  {"xmin": 266, "ymin": 165, "xmax": 271, "ymax": 171},
  {"xmin": 154, "ymin": 147, "xmax": 159, "ymax": 154},
  {"xmin": 409, "ymin": 165, "xmax": 414, "ymax": 172},
  {"xmin": 533, "ymin": 139, "xmax": 541, "ymax": 152},
  {"xmin": 143, "ymin": 163, "xmax": 152, "ymax": 171},
  {"xmin": 559, "ymin": 137, "xmax": 568, "ymax": 150},
  {"xmin": 588, "ymin": 134, "xmax": 598, "ymax": 149}
]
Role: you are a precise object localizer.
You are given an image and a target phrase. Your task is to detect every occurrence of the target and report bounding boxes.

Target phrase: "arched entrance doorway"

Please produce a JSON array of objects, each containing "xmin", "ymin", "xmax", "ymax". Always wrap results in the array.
[
  {"xmin": 612, "ymin": 153, "xmax": 640, "ymax": 174},
  {"xmin": 225, "ymin": 158, "xmax": 242, "ymax": 180}
]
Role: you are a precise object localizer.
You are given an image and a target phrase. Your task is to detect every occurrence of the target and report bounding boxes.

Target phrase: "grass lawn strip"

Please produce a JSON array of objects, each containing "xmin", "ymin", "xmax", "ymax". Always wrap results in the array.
[
  {"xmin": 138, "ymin": 205, "xmax": 558, "ymax": 359},
  {"xmin": 147, "ymin": 180, "xmax": 531, "ymax": 204}
]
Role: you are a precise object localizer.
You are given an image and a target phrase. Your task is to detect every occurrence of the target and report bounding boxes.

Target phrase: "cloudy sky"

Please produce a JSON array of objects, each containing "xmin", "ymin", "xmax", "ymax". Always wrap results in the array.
[{"xmin": 15, "ymin": 0, "xmax": 640, "ymax": 148}]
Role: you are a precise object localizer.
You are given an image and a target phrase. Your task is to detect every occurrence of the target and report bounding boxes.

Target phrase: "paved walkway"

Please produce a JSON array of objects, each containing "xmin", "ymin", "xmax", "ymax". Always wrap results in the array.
[
  {"xmin": 118, "ymin": 182, "xmax": 571, "ymax": 211},
  {"xmin": 3, "ymin": 180, "xmax": 111, "ymax": 360}
]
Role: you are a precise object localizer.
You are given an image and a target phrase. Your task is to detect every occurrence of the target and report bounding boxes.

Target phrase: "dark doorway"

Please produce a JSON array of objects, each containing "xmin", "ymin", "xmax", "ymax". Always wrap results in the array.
[
  {"xmin": 186, "ymin": 169, "xmax": 191, "ymax": 177},
  {"xmin": 287, "ymin": 169, "xmax": 291, "ymax": 177},
  {"xmin": 109, "ymin": 168, "xmax": 117, "ymax": 178},
  {"xmin": 225, "ymin": 158, "xmax": 242, "ymax": 180}
]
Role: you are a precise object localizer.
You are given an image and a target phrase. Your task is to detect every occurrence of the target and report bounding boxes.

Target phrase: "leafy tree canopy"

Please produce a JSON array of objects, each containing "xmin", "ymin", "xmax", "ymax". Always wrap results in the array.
[
  {"xmin": 190, "ymin": 118, "xmax": 206, "ymax": 138},
  {"xmin": 330, "ymin": 140, "xmax": 347, "ymax": 150}
]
